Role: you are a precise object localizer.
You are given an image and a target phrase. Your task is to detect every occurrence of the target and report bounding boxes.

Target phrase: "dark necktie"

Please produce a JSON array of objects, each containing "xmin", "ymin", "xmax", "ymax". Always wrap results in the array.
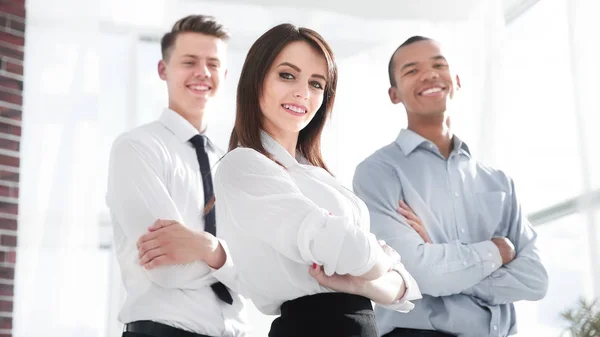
[{"xmin": 189, "ymin": 135, "xmax": 233, "ymax": 305}]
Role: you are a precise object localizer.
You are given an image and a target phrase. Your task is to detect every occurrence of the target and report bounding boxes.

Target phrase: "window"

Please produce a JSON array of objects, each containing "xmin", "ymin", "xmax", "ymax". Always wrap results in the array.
[
  {"xmin": 514, "ymin": 213, "xmax": 594, "ymax": 336},
  {"xmin": 497, "ymin": 0, "xmax": 582, "ymax": 212},
  {"xmin": 500, "ymin": 0, "xmax": 599, "ymax": 334}
]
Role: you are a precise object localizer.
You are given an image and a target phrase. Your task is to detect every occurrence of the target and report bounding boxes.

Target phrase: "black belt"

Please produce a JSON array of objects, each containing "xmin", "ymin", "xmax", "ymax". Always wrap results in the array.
[
  {"xmin": 385, "ymin": 327, "xmax": 456, "ymax": 337},
  {"xmin": 124, "ymin": 320, "xmax": 213, "ymax": 337}
]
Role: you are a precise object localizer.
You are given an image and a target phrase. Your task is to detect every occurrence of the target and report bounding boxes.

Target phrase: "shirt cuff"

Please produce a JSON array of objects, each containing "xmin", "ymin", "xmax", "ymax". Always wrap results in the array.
[
  {"xmin": 472, "ymin": 240, "xmax": 502, "ymax": 277},
  {"xmin": 380, "ymin": 262, "xmax": 422, "ymax": 313},
  {"xmin": 209, "ymin": 239, "xmax": 237, "ymax": 288}
]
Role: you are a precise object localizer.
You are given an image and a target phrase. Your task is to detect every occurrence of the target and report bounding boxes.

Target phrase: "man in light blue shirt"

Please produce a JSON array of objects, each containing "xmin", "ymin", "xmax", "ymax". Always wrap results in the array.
[{"xmin": 353, "ymin": 36, "xmax": 548, "ymax": 337}]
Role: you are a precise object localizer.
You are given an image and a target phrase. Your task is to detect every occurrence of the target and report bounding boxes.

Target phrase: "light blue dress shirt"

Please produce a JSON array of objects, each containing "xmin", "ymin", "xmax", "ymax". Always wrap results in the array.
[{"xmin": 353, "ymin": 129, "xmax": 548, "ymax": 337}]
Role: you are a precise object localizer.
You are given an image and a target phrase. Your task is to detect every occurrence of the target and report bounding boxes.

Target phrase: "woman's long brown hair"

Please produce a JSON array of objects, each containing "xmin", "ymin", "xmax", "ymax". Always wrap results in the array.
[
  {"xmin": 228, "ymin": 23, "xmax": 338, "ymax": 172},
  {"xmin": 206, "ymin": 24, "xmax": 338, "ymax": 216}
]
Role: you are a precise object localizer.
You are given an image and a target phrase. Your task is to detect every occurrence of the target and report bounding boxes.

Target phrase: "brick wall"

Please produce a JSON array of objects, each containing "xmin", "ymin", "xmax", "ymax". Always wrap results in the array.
[{"xmin": 0, "ymin": 0, "xmax": 25, "ymax": 336}]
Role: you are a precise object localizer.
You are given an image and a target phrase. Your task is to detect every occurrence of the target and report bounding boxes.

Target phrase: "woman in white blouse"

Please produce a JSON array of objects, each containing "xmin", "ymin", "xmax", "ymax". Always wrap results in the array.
[{"xmin": 214, "ymin": 23, "xmax": 421, "ymax": 337}]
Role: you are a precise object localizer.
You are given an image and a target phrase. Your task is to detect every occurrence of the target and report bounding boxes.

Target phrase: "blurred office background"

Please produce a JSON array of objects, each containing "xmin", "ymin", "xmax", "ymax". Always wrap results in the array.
[{"xmin": 0, "ymin": 0, "xmax": 598, "ymax": 336}]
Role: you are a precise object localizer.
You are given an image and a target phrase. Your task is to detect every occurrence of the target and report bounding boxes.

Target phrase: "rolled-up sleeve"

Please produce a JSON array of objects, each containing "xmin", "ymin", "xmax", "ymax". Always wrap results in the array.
[{"xmin": 214, "ymin": 148, "xmax": 384, "ymax": 277}]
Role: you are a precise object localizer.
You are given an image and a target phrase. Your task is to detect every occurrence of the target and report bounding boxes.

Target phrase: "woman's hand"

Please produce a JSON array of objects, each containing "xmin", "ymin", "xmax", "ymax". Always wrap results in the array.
[{"xmin": 308, "ymin": 263, "xmax": 367, "ymax": 295}]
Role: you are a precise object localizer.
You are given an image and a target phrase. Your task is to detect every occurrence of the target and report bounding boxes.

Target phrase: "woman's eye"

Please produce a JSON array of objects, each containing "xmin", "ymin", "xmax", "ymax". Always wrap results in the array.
[
  {"xmin": 310, "ymin": 81, "xmax": 324, "ymax": 89},
  {"xmin": 279, "ymin": 72, "xmax": 294, "ymax": 80}
]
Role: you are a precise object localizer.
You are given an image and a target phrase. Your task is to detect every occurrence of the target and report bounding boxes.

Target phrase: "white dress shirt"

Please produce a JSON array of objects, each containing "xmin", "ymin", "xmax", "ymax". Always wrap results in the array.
[
  {"xmin": 106, "ymin": 108, "xmax": 251, "ymax": 337},
  {"xmin": 213, "ymin": 132, "xmax": 421, "ymax": 316}
]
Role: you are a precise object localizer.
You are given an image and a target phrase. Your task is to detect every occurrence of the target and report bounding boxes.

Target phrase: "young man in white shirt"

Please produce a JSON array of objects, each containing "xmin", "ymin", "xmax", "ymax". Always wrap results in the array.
[{"xmin": 106, "ymin": 15, "xmax": 250, "ymax": 337}]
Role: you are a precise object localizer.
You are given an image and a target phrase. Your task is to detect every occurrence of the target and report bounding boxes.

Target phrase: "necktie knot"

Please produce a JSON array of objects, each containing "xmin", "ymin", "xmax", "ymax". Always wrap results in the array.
[{"xmin": 190, "ymin": 134, "xmax": 207, "ymax": 149}]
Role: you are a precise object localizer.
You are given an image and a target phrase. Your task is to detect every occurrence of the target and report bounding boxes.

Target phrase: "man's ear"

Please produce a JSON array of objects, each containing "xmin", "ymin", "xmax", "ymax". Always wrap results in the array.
[
  {"xmin": 158, "ymin": 60, "xmax": 167, "ymax": 81},
  {"xmin": 455, "ymin": 74, "xmax": 461, "ymax": 90},
  {"xmin": 389, "ymin": 87, "xmax": 402, "ymax": 104}
]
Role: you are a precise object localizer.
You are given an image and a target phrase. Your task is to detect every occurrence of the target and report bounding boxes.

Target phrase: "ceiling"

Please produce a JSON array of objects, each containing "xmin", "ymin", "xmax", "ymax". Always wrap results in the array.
[
  {"xmin": 25, "ymin": 0, "xmax": 539, "ymax": 58},
  {"xmin": 167, "ymin": 0, "xmax": 534, "ymax": 56},
  {"xmin": 206, "ymin": 0, "xmax": 533, "ymax": 22},
  {"xmin": 26, "ymin": 0, "xmax": 538, "ymax": 34}
]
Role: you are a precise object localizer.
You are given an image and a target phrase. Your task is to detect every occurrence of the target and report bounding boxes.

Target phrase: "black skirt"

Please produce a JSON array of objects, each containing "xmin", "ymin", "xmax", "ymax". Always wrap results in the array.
[{"xmin": 268, "ymin": 292, "xmax": 378, "ymax": 337}]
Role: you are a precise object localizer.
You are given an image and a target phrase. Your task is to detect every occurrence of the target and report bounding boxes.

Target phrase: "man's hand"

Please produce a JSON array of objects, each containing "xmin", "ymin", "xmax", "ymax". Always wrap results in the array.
[
  {"xmin": 136, "ymin": 219, "xmax": 225, "ymax": 269},
  {"xmin": 397, "ymin": 200, "xmax": 432, "ymax": 243},
  {"xmin": 491, "ymin": 237, "xmax": 516, "ymax": 265}
]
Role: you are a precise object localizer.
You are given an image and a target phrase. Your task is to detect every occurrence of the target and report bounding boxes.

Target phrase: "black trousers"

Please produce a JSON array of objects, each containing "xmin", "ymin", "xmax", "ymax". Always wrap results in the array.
[
  {"xmin": 122, "ymin": 320, "xmax": 212, "ymax": 337},
  {"xmin": 269, "ymin": 292, "xmax": 378, "ymax": 337},
  {"xmin": 383, "ymin": 327, "xmax": 456, "ymax": 337}
]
